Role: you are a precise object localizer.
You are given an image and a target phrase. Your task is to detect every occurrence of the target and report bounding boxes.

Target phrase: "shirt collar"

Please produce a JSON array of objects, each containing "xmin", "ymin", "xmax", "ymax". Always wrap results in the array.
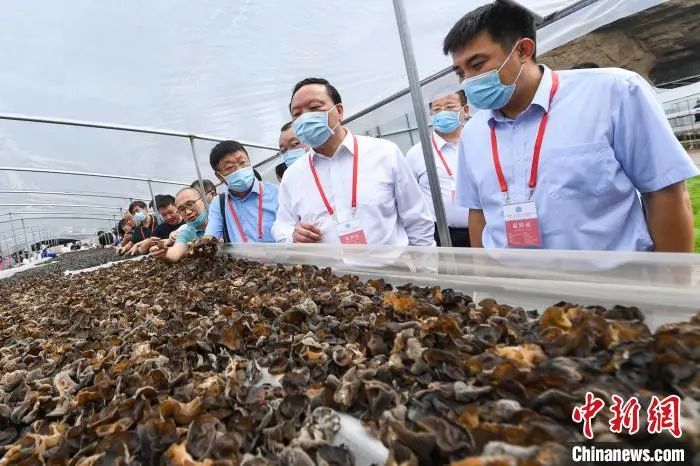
[
  {"xmin": 489, "ymin": 65, "xmax": 552, "ymax": 124},
  {"xmin": 228, "ymin": 180, "xmax": 262, "ymax": 202},
  {"xmin": 432, "ymin": 131, "xmax": 452, "ymax": 150},
  {"xmin": 311, "ymin": 128, "xmax": 354, "ymax": 161}
]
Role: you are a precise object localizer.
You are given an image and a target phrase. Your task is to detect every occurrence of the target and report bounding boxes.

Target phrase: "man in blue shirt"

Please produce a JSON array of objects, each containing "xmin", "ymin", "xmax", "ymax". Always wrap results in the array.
[
  {"xmin": 443, "ymin": 2, "xmax": 698, "ymax": 252},
  {"xmin": 150, "ymin": 187, "xmax": 208, "ymax": 263},
  {"xmin": 205, "ymin": 140, "xmax": 278, "ymax": 243}
]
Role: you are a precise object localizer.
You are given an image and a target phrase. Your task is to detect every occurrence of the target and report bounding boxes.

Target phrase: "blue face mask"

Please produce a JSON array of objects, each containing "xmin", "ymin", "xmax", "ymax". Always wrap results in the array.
[
  {"xmin": 133, "ymin": 211, "xmax": 146, "ymax": 224},
  {"xmin": 431, "ymin": 111, "xmax": 463, "ymax": 133},
  {"xmin": 187, "ymin": 211, "xmax": 206, "ymax": 229},
  {"xmin": 283, "ymin": 147, "xmax": 306, "ymax": 167},
  {"xmin": 461, "ymin": 43, "xmax": 524, "ymax": 110},
  {"xmin": 292, "ymin": 105, "xmax": 340, "ymax": 148},
  {"xmin": 224, "ymin": 166, "xmax": 255, "ymax": 193}
]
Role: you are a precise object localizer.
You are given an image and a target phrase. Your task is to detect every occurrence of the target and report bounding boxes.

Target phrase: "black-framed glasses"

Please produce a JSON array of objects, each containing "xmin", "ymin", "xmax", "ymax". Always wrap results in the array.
[{"xmin": 176, "ymin": 197, "xmax": 201, "ymax": 215}]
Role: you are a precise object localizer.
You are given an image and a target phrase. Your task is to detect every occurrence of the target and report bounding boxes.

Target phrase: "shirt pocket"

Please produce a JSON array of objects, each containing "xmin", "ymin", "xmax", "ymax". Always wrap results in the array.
[{"xmin": 540, "ymin": 141, "xmax": 615, "ymax": 199}]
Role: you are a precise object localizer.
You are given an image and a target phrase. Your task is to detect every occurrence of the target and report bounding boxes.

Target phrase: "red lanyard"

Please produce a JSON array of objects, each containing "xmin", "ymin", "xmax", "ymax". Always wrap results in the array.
[
  {"xmin": 308, "ymin": 135, "xmax": 358, "ymax": 217},
  {"xmin": 431, "ymin": 133, "xmax": 453, "ymax": 177},
  {"xmin": 490, "ymin": 71, "xmax": 559, "ymax": 199},
  {"xmin": 226, "ymin": 183, "xmax": 264, "ymax": 242}
]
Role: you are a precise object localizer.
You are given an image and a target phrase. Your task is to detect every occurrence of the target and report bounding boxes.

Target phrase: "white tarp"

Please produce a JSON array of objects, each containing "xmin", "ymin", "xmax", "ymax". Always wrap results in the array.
[{"xmin": 0, "ymin": 0, "xmax": 663, "ymax": 251}]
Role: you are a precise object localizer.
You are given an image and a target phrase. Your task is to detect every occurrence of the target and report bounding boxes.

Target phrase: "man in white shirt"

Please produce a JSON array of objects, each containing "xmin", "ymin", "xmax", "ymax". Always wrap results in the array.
[
  {"xmin": 272, "ymin": 77, "xmax": 435, "ymax": 246},
  {"xmin": 406, "ymin": 90, "xmax": 470, "ymax": 247}
]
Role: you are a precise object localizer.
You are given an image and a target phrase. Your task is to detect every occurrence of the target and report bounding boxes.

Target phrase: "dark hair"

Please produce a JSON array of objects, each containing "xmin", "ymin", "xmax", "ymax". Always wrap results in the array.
[
  {"xmin": 155, "ymin": 194, "xmax": 176, "ymax": 211},
  {"xmin": 429, "ymin": 89, "xmax": 467, "ymax": 109},
  {"xmin": 280, "ymin": 121, "xmax": 293, "ymax": 132},
  {"xmin": 209, "ymin": 140, "xmax": 248, "ymax": 171},
  {"xmin": 190, "ymin": 179, "xmax": 217, "ymax": 195},
  {"xmin": 571, "ymin": 62, "xmax": 600, "ymax": 70},
  {"xmin": 275, "ymin": 162, "xmax": 287, "ymax": 180},
  {"xmin": 128, "ymin": 200, "xmax": 147, "ymax": 214},
  {"xmin": 290, "ymin": 78, "xmax": 342, "ymax": 111},
  {"xmin": 443, "ymin": 1, "xmax": 536, "ymax": 57}
]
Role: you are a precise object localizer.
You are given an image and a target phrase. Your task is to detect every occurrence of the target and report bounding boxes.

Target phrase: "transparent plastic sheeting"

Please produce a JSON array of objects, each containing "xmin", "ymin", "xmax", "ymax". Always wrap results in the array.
[
  {"xmin": 0, "ymin": 0, "xmax": 662, "ymax": 237},
  {"xmin": 220, "ymin": 243, "xmax": 699, "ymax": 331}
]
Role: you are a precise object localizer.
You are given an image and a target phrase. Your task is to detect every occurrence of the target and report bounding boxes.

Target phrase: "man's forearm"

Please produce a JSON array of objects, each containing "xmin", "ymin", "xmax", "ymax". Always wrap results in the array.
[
  {"xmin": 163, "ymin": 244, "xmax": 188, "ymax": 263},
  {"xmin": 468, "ymin": 210, "xmax": 485, "ymax": 248},
  {"xmin": 644, "ymin": 181, "xmax": 695, "ymax": 252}
]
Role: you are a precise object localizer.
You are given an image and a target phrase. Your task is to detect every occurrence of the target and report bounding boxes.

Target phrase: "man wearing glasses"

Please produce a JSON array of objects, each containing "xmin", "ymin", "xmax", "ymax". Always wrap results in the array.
[
  {"xmin": 406, "ymin": 90, "xmax": 470, "ymax": 247},
  {"xmin": 149, "ymin": 187, "xmax": 208, "ymax": 263}
]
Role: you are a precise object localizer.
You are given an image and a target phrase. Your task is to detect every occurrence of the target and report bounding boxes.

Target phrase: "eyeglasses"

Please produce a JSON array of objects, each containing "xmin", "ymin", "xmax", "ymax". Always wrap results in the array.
[
  {"xmin": 218, "ymin": 161, "xmax": 251, "ymax": 177},
  {"xmin": 431, "ymin": 105, "xmax": 463, "ymax": 114},
  {"xmin": 176, "ymin": 197, "xmax": 201, "ymax": 215}
]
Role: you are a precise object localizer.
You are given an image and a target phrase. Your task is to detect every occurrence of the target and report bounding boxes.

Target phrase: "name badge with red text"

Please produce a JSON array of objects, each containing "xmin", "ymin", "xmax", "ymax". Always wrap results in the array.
[
  {"xmin": 503, "ymin": 201, "xmax": 542, "ymax": 248},
  {"xmin": 337, "ymin": 216, "xmax": 367, "ymax": 245}
]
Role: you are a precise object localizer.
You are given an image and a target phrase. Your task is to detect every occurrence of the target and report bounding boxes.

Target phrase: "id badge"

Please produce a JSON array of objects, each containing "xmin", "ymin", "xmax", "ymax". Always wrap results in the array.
[
  {"xmin": 336, "ymin": 216, "xmax": 367, "ymax": 245},
  {"xmin": 503, "ymin": 201, "xmax": 542, "ymax": 248}
]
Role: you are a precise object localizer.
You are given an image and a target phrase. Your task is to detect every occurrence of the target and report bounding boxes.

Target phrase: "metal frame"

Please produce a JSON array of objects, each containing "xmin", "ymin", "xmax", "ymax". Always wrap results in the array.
[
  {"xmin": 343, "ymin": 0, "xmax": 598, "ymax": 126},
  {"xmin": 0, "ymin": 203, "xmax": 123, "ymax": 210},
  {"xmin": 0, "ymin": 216, "xmax": 114, "ymax": 224},
  {"xmin": 0, "ymin": 190, "xmax": 150, "ymax": 201},
  {"xmin": 0, "ymin": 112, "xmax": 279, "ymax": 231},
  {"xmin": 0, "ymin": 113, "xmax": 278, "ymax": 150},
  {"xmin": 1, "ymin": 214, "xmax": 118, "ymax": 253},
  {"xmin": 0, "ymin": 166, "xmax": 189, "ymax": 186},
  {"xmin": 393, "ymin": 0, "xmax": 451, "ymax": 247},
  {"xmin": 2, "ymin": 211, "xmax": 120, "ymax": 217}
]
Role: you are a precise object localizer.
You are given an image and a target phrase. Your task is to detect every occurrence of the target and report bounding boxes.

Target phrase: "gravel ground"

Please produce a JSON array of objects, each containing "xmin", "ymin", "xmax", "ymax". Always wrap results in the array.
[{"xmin": 1, "ymin": 248, "xmax": 133, "ymax": 282}]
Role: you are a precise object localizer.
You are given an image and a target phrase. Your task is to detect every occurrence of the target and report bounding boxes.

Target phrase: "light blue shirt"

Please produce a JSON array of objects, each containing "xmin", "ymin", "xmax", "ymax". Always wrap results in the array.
[
  {"xmin": 456, "ymin": 65, "xmax": 699, "ymax": 251},
  {"xmin": 175, "ymin": 224, "xmax": 205, "ymax": 245},
  {"xmin": 205, "ymin": 180, "xmax": 278, "ymax": 243}
]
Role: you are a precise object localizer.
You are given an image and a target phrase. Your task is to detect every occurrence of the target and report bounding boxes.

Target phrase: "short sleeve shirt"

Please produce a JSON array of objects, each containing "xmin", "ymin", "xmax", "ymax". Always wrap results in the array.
[
  {"xmin": 175, "ymin": 224, "xmax": 206, "ymax": 245},
  {"xmin": 152, "ymin": 220, "xmax": 185, "ymax": 239},
  {"xmin": 455, "ymin": 65, "xmax": 699, "ymax": 250},
  {"xmin": 130, "ymin": 215, "xmax": 157, "ymax": 243}
]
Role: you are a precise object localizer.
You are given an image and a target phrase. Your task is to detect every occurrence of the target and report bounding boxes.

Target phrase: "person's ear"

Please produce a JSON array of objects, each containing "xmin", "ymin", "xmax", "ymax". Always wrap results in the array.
[
  {"xmin": 517, "ymin": 38, "xmax": 536, "ymax": 63},
  {"xmin": 335, "ymin": 103, "xmax": 344, "ymax": 123}
]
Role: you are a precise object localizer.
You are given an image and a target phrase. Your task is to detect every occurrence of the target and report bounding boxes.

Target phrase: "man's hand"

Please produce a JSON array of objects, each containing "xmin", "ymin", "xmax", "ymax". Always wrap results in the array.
[
  {"xmin": 127, "ymin": 244, "xmax": 139, "ymax": 256},
  {"xmin": 292, "ymin": 222, "xmax": 322, "ymax": 243},
  {"xmin": 149, "ymin": 244, "xmax": 167, "ymax": 260},
  {"xmin": 137, "ymin": 238, "xmax": 156, "ymax": 255},
  {"xmin": 169, "ymin": 230, "xmax": 180, "ymax": 243}
]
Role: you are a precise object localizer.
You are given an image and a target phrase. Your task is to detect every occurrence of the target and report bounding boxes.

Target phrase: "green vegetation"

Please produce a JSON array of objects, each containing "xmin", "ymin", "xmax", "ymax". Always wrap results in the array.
[{"xmin": 688, "ymin": 176, "xmax": 700, "ymax": 252}]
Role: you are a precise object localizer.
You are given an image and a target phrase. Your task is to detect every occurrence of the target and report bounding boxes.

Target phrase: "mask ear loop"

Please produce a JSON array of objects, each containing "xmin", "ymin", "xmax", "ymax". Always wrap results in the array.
[
  {"xmin": 510, "ymin": 63, "xmax": 525, "ymax": 86},
  {"xmin": 498, "ymin": 40, "xmax": 521, "ymax": 73},
  {"xmin": 215, "ymin": 171, "xmax": 228, "ymax": 188},
  {"xmin": 327, "ymin": 104, "xmax": 342, "ymax": 133}
]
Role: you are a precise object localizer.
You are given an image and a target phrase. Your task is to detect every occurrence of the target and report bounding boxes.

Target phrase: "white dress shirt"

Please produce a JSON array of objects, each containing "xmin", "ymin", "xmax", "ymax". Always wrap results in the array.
[
  {"xmin": 405, "ymin": 131, "xmax": 469, "ymax": 228},
  {"xmin": 272, "ymin": 129, "xmax": 435, "ymax": 246}
]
